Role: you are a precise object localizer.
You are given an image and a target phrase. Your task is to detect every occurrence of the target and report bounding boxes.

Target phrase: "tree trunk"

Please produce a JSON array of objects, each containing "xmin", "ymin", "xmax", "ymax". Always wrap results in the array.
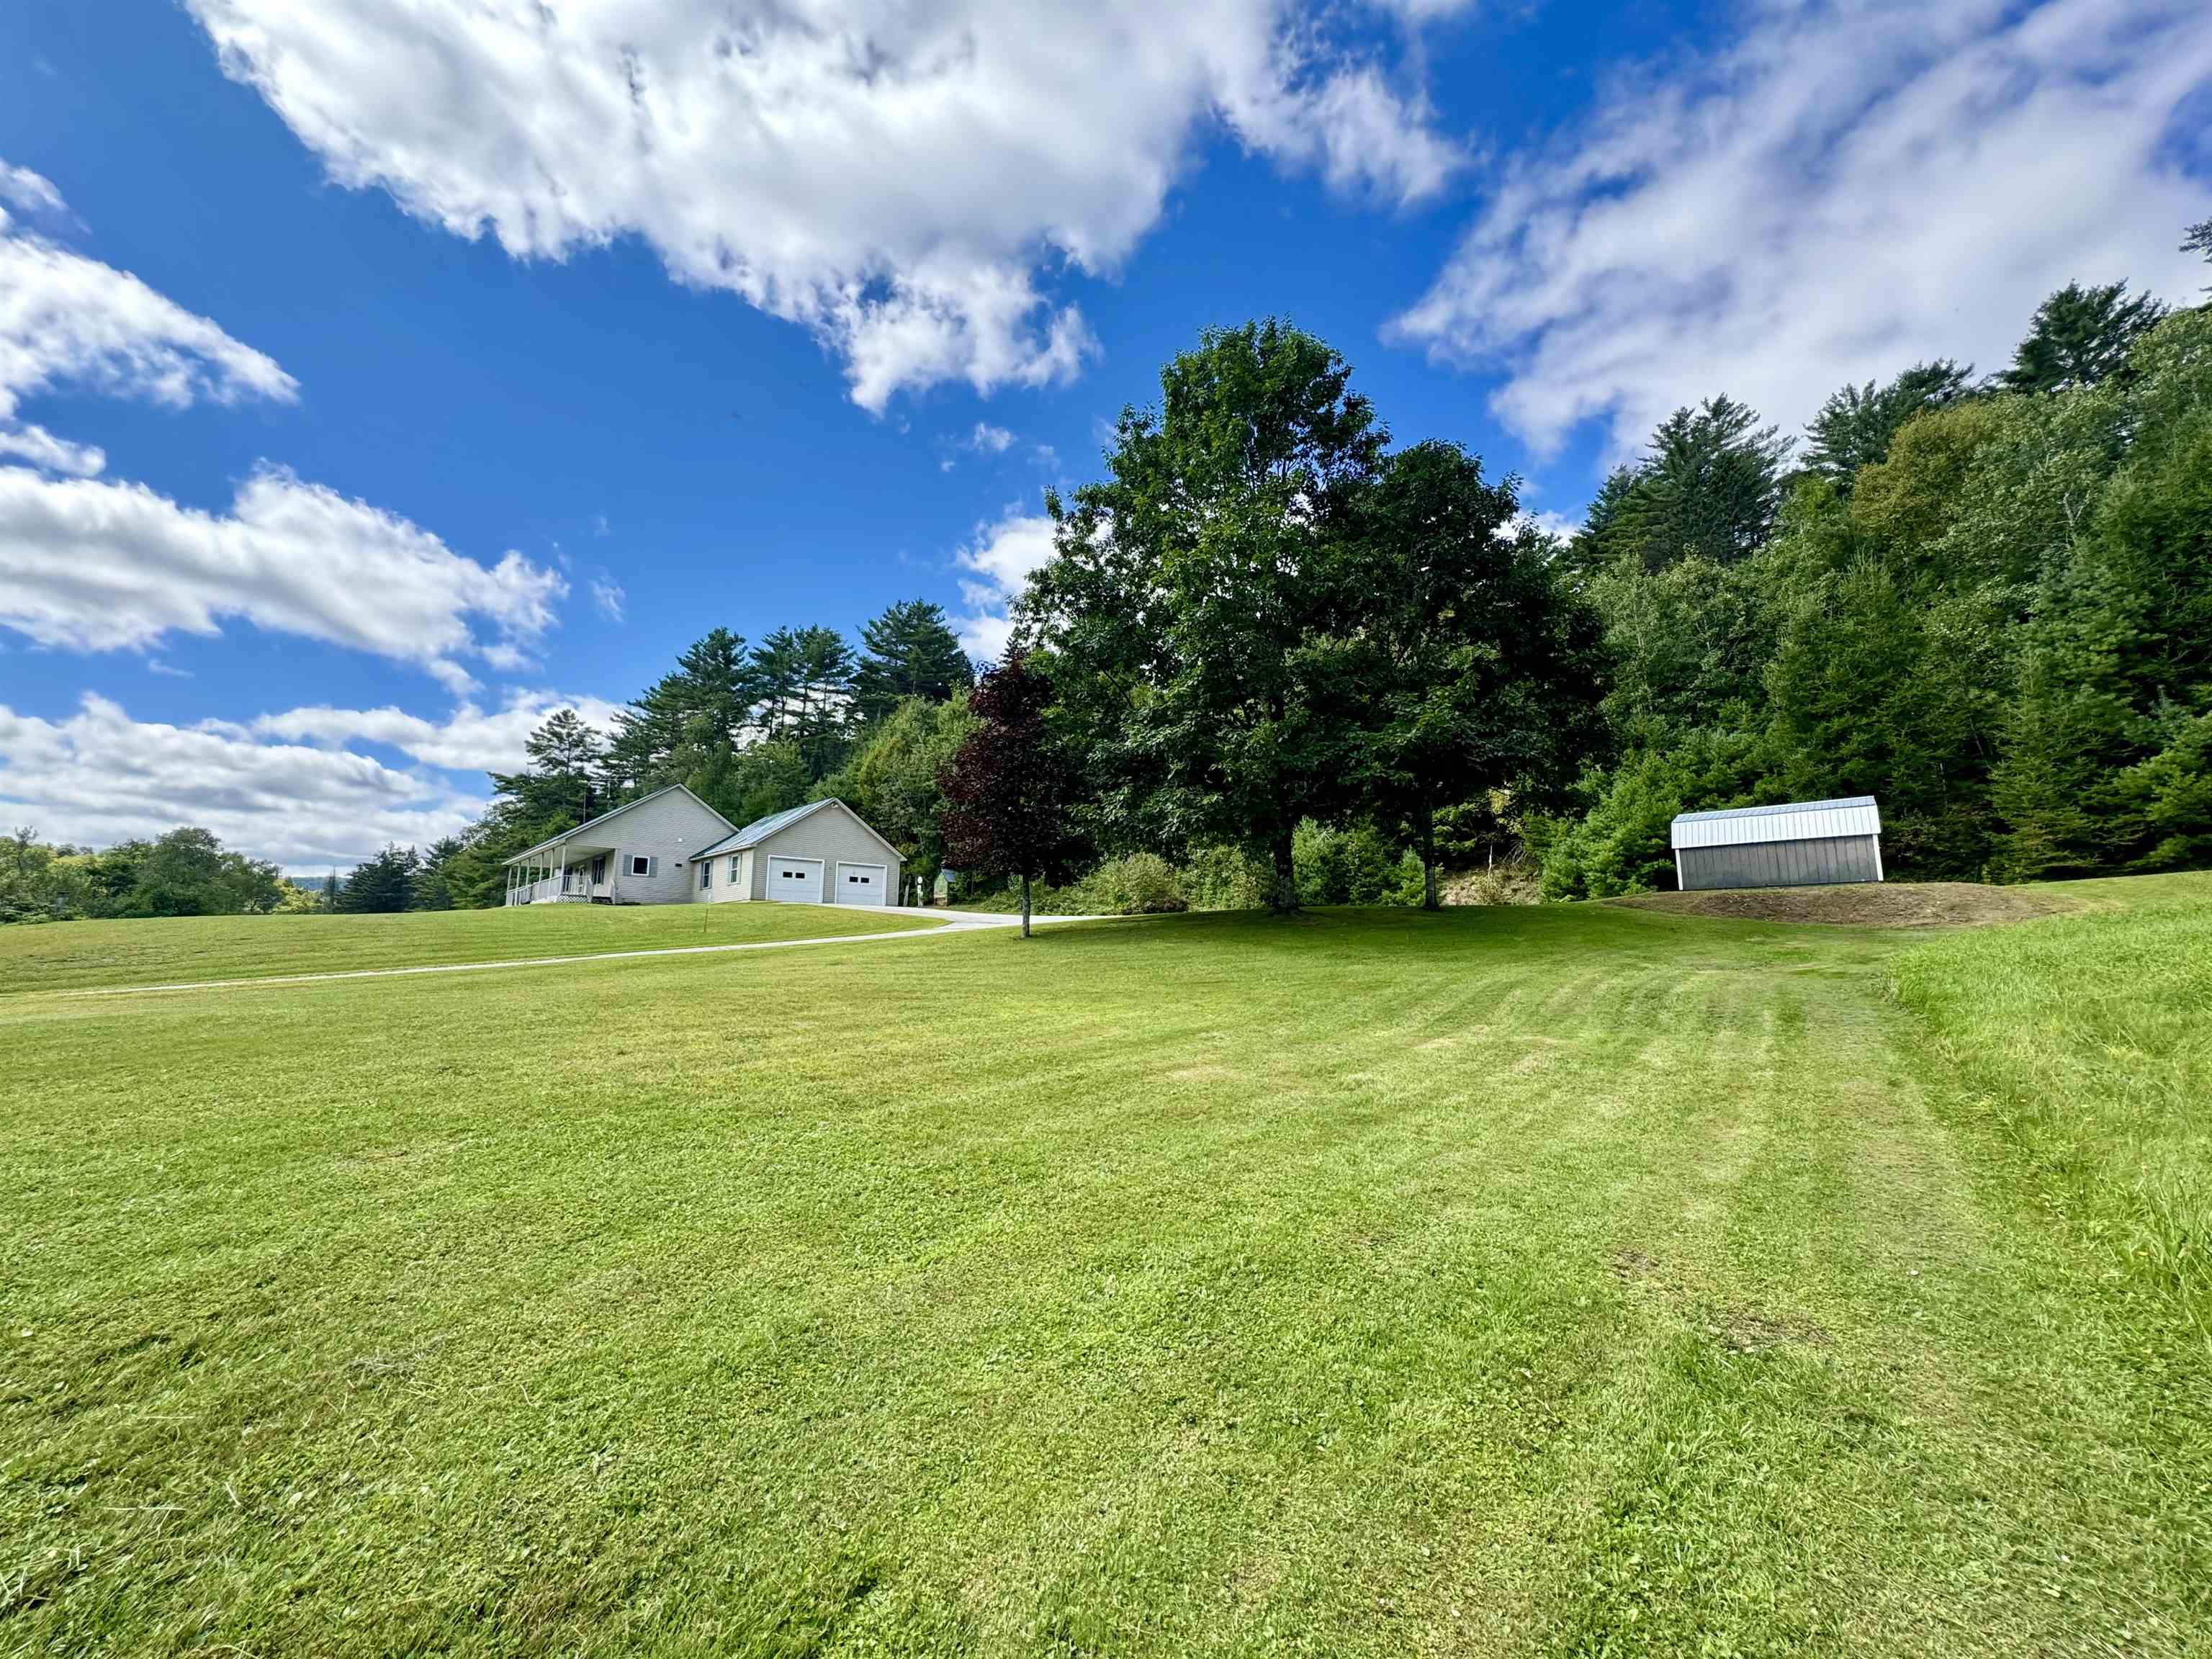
[
  {"xmin": 1420, "ymin": 806, "xmax": 1440, "ymax": 912},
  {"xmin": 1020, "ymin": 872, "xmax": 1033, "ymax": 938},
  {"xmin": 1270, "ymin": 828, "xmax": 1298, "ymax": 913}
]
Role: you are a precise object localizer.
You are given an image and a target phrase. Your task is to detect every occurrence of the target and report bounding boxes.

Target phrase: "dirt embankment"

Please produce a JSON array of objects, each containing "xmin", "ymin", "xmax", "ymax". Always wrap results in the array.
[{"xmin": 1608, "ymin": 881, "xmax": 2077, "ymax": 930}]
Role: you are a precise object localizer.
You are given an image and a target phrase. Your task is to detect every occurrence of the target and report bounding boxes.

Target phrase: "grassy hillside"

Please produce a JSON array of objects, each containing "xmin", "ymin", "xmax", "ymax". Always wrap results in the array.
[
  {"xmin": 3, "ymin": 878, "xmax": 2208, "ymax": 1655},
  {"xmin": 0, "ymin": 900, "xmax": 939, "ymax": 994}
]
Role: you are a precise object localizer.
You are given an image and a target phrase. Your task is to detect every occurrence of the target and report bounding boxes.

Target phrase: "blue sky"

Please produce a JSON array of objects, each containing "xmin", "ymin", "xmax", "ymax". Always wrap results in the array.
[{"xmin": 2, "ymin": 0, "xmax": 2207, "ymax": 869}]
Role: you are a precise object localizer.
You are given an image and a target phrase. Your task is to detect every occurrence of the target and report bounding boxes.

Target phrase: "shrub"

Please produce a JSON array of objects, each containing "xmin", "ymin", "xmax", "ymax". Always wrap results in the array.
[
  {"xmin": 1087, "ymin": 853, "xmax": 1187, "ymax": 914},
  {"xmin": 1293, "ymin": 822, "xmax": 1422, "ymax": 907},
  {"xmin": 1183, "ymin": 845, "xmax": 1273, "ymax": 911}
]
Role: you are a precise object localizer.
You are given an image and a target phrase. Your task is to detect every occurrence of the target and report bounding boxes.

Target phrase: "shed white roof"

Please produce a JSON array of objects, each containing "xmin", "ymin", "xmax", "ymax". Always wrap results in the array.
[{"xmin": 1671, "ymin": 796, "xmax": 1880, "ymax": 850}]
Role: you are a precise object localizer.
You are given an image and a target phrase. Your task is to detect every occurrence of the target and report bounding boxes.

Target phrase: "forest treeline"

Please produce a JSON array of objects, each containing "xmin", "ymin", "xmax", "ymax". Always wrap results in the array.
[
  {"xmin": 6, "ymin": 228, "xmax": 2206, "ymax": 923},
  {"xmin": 1536, "ymin": 273, "xmax": 2211, "ymax": 894}
]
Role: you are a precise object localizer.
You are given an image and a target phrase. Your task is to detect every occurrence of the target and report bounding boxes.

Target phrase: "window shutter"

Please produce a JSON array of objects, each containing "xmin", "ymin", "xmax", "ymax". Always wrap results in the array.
[{"xmin": 647, "ymin": 855, "xmax": 658, "ymax": 877}]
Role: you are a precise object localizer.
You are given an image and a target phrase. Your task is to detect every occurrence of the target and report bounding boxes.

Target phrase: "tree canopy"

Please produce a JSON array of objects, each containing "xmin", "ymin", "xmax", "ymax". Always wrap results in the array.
[
  {"xmin": 1022, "ymin": 319, "xmax": 1387, "ymax": 908},
  {"xmin": 1998, "ymin": 281, "xmax": 2167, "ymax": 395},
  {"xmin": 853, "ymin": 601, "xmax": 974, "ymax": 724}
]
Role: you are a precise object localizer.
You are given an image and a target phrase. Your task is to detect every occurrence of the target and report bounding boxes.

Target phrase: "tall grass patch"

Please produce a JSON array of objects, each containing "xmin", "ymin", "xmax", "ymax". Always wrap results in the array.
[{"xmin": 1893, "ymin": 898, "xmax": 2212, "ymax": 1342}]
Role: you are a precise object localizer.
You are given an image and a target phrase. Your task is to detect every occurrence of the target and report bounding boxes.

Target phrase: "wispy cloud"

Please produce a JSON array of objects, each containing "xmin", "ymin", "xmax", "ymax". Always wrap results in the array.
[
  {"xmin": 589, "ymin": 575, "xmax": 626, "ymax": 623},
  {"xmin": 1394, "ymin": 0, "xmax": 2212, "ymax": 460}
]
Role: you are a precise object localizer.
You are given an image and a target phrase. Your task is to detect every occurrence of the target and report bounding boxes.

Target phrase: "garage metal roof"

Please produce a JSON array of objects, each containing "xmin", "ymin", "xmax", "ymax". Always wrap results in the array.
[
  {"xmin": 1671, "ymin": 796, "xmax": 1881, "ymax": 850},
  {"xmin": 693, "ymin": 797, "xmax": 905, "ymax": 864}
]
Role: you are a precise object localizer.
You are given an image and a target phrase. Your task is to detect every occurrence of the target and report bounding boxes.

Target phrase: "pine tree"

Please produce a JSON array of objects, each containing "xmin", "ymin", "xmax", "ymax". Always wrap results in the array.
[
  {"xmin": 2185, "ymin": 217, "xmax": 2211, "ymax": 291},
  {"xmin": 753, "ymin": 625, "xmax": 856, "ymax": 780},
  {"xmin": 2000, "ymin": 281, "xmax": 2166, "ymax": 395},
  {"xmin": 1803, "ymin": 361, "xmax": 1974, "ymax": 492},
  {"xmin": 338, "ymin": 844, "xmax": 418, "ymax": 913},
  {"xmin": 852, "ymin": 600, "xmax": 975, "ymax": 722},
  {"xmin": 1588, "ymin": 397, "xmax": 1791, "ymax": 570}
]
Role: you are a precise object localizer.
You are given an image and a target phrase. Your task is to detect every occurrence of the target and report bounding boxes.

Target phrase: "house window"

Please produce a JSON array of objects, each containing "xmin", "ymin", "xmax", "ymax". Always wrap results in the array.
[
  {"xmin": 729, "ymin": 855, "xmax": 742, "ymax": 883},
  {"xmin": 590, "ymin": 855, "xmax": 607, "ymax": 884},
  {"xmin": 698, "ymin": 861, "xmax": 712, "ymax": 891},
  {"xmin": 629, "ymin": 855, "xmax": 651, "ymax": 878}
]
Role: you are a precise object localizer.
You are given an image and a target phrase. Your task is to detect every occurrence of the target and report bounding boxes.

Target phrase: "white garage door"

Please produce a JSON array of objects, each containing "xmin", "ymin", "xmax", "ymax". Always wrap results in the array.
[
  {"xmin": 835, "ymin": 862, "xmax": 887, "ymax": 906},
  {"xmin": 767, "ymin": 856, "xmax": 822, "ymax": 902}
]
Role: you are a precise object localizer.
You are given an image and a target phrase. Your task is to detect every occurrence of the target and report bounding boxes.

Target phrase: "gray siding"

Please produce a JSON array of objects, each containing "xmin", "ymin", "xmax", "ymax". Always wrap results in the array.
[
  {"xmin": 748, "ymin": 804, "xmax": 902, "ymax": 902},
  {"xmin": 595, "ymin": 788, "xmax": 734, "ymax": 905},
  {"xmin": 1678, "ymin": 834, "xmax": 1881, "ymax": 891}
]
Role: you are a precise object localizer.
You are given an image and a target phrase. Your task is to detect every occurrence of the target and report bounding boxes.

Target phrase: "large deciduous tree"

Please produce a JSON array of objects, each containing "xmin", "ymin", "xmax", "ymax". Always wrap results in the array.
[
  {"xmin": 1341, "ymin": 444, "xmax": 1608, "ymax": 907},
  {"xmin": 824, "ymin": 696, "xmax": 976, "ymax": 903},
  {"xmin": 1020, "ymin": 319, "xmax": 1385, "ymax": 909},
  {"xmin": 938, "ymin": 654, "xmax": 1080, "ymax": 937}
]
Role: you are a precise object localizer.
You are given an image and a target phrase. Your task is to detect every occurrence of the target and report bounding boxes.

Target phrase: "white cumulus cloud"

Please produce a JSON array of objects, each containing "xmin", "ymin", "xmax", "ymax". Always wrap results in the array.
[
  {"xmin": 0, "ymin": 168, "xmax": 297, "ymax": 423},
  {"xmin": 253, "ymin": 688, "xmax": 625, "ymax": 774},
  {"xmin": 0, "ymin": 694, "xmax": 486, "ymax": 871},
  {"xmin": 0, "ymin": 464, "xmax": 565, "ymax": 688},
  {"xmin": 185, "ymin": 0, "xmax": 1464, "ymax": 410},
  {"xmin": 1393, "ymin": 0, "xmax": 2212, "ymax": 459},
  {"xmin": 952, "ymin": 505, "xmax": 1058, "ymax": 660},
  {"xmin": 0, "ymin": 421, "xmax": 104, "ymax": 477}
]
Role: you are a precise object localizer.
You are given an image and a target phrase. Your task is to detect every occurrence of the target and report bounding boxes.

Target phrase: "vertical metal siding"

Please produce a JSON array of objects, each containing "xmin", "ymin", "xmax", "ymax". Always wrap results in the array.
[{"xmin": 1678, "ymin": 835, "xmax": 1883, "ymax": 891}]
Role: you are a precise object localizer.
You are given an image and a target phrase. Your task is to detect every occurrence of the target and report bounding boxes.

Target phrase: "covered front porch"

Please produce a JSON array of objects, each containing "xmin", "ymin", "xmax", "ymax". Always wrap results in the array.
[{"xmin": 503, "ymin": 842, "xmax": 618, "ymax": 905}]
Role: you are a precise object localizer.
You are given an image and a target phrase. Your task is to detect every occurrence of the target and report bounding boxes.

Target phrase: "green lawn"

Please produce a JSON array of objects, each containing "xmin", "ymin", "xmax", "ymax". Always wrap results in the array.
[
  {"xmin": 0, "ymin": 900, "xmax": 940, "ymax": 994},
  {"xmin": 4, "ymin": 879, "xmax": 2208, "ymax": 1655}
]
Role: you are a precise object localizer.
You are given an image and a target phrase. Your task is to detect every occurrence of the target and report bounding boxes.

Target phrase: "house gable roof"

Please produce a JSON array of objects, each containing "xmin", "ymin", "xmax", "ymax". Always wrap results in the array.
[
  {"xmin": 693, "ymin": 797, "xmax": 904, "ymax": 863},
  {"xmin": 503, "ymin": 783, "xmax": 735, "ymax": 866}
]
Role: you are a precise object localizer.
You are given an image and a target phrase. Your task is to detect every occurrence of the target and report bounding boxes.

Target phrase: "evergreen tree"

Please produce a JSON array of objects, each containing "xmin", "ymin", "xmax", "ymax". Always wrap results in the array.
[
  {"xmin": 490, "ymin": 709, "xmax": 606, "ymax": 824},
  {"xmin": 852, "ymin": 600, "xmax": 974, "ymax": 722},
  {"xmin": 1803, "ymin": 361, "xmax": 1975, "ymax": 491},
  {"xmin": 409, "ymin": 835, "xmax": 467, "ymax": 910},
  {"xmin": 2000, "ymin": 281, "xmax": 2166, "ymax": 395},
  {"xmin": 2188, "ymin": 217, "xmax": 2212, "ymax": 289},
  {"xmin": 1584, "ymin": 397, "xmax": 1791, "ymax": 570},
  {"xmin": 607, "ymin": 670, "xmax": 691, "ymax": 795},
  {"xmin": 752, "ymin": 625, "xmax": 857, "ymax": 780},
  {"xmin": 338, "ymin": 844, "xmax": 418, "ymax": 913}
]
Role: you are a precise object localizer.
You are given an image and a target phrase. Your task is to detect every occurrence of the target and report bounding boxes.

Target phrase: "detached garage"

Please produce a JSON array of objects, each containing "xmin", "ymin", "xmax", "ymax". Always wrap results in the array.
[
  {"xmin": 688, "ymin": 799, "xmax": 904, "ymax": 907},
  {"xmin": 1671, "ymin": 796, "xmax": 1884, "ymax": 891}
]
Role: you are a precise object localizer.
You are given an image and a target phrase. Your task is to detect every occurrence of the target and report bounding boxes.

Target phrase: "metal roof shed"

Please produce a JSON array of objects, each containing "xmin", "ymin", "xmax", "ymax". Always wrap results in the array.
[{"xmin": 1669, "ymin": 796, "xmax": 1883, "ymax": 891}]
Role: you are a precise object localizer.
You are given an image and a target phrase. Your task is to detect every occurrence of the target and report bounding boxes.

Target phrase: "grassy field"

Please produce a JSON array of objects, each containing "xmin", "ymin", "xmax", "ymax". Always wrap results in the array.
[
  {"xmin": 4, "ymin": 878, "xmax": 2208, "ymax": 1655},
  {"xmin": 0, "ymin": 900, "xmax": 939, "ymax": 994}
]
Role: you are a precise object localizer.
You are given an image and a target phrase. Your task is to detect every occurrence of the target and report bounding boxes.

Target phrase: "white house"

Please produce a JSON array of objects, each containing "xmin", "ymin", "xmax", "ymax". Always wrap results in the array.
[
  {"xmin": 503, "ymin": 787, "xmax": 903, "ymax": 908},
  {"xmin": 688, "ymin": 799, "xmax": 904, "ymax": 907},
  {"xmin": 503, "ymin": 784, "xmax": 736, "ymax": 906}
]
